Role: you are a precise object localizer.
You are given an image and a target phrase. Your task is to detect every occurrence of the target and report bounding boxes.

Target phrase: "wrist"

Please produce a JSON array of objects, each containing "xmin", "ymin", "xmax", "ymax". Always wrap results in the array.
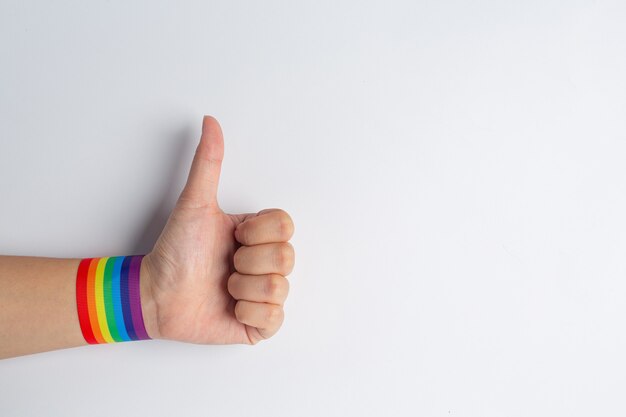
[
  {"xmin": 75, "ymin": 255, "xmax": 155, "ymax": 344},
  {"xmin": 140, "ymin": 254, "xmax": 161, "ymax": 339}
]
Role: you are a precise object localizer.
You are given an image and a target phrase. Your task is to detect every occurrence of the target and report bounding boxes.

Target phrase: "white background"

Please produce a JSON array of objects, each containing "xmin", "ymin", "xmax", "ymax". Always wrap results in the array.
[{"xmin": 1, "ymin": 1, "xmax": 626, "ymax": 415}]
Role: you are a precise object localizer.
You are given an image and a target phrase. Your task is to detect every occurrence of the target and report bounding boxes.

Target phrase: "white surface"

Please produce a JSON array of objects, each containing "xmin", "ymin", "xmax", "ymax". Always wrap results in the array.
[{"xmin": 1, "ymin": 0, "xmax": 626, "ymax": 415}]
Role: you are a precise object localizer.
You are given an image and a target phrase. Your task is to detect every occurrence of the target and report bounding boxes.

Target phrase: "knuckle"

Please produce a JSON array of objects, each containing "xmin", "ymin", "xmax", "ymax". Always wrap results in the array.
[
  {"xmin": 266, "ymin": 305, "xmax": 284, "ymax": 324},
  {"xmin": 264, "ymin": 274, "xmax": 288, "ymax": 300},
  {"xmin": 284, "ymin": 243, "xmax": 295, "ymax": 271},
  {"xmin": 277, "ymin": 211, "xmax": 295, "ymax": 240},
  {"xmin": 274, "ymin": 243, "xmax": 294, "ymax": 272}
]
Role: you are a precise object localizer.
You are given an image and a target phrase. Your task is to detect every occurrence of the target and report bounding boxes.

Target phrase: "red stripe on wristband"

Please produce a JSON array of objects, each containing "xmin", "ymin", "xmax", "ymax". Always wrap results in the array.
[{"xmin": 76, "ymin": 258, "xmax": 98, "ymax": 344}]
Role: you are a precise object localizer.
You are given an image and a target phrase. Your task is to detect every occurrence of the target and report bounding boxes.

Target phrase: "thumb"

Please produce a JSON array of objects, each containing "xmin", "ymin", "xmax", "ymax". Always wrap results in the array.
[{"xmin": 179, "ymin": 115, "xmax": 224, "ymax": 209}]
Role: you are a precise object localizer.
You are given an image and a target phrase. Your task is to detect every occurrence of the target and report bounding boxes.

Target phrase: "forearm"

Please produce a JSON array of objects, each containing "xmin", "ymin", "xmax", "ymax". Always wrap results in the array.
[
  {"xmin": 0, "ymin": 256, "xmax": 84, "ymax": 358},
  {"xmin": 0, "ymin": 255, "xmax": 158, "ymax": 359}
]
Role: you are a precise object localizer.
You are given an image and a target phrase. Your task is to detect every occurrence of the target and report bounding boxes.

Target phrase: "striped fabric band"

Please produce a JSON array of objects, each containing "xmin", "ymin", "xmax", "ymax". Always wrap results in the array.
[{"xmin": 76, "ymin": 255, "xmax": 151, "ymax": 343}]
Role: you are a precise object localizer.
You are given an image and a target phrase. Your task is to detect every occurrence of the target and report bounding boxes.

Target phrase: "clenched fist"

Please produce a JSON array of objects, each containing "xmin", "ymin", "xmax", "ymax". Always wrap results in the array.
[{"xmin": 141, "ymin": 116, "xmax": 295, "ymax": 345}]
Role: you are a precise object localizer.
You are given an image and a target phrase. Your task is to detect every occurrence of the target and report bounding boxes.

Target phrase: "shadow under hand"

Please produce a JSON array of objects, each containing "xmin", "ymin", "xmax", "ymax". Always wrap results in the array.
[{"xmin": 131, "ymin": 125, "xmax": 195, "ymax": 255}]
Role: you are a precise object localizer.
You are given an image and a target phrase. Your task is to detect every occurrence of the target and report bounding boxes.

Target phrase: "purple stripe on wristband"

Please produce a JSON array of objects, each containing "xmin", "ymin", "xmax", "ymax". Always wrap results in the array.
[{"xmin": 128, "ymin": 255, "xmax": 150, "ymax": 340}]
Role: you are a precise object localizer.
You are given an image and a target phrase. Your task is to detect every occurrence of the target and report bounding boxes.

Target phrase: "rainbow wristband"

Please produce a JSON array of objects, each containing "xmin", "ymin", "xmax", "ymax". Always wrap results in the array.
[{"xmin": 76, "ymin": 255, "xmax": 151, "ymax": 343}]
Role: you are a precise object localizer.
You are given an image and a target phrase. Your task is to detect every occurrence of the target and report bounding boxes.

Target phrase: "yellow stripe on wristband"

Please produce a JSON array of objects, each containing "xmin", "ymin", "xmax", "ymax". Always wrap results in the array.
[{"xmin": 94, "ymin": 257, "xmax": 115, "ymax": 343}]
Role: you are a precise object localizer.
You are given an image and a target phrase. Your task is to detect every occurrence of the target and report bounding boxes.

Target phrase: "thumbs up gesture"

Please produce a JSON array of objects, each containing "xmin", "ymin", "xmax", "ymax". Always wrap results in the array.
[{"xmin": 141, "ymin": 116, "xmax": 295, "ymax": 345}]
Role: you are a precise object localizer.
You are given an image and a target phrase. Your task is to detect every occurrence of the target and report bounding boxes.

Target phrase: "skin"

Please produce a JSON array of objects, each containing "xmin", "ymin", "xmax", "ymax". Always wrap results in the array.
[{"xmin": 0, "ymin": 116, "xmax": 295, "ymax": 359}]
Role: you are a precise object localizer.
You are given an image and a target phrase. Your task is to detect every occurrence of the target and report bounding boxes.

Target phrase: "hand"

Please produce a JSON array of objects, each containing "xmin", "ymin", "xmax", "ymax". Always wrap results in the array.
[{"xmin": 141, "ymin": 116, "xmax": 295, "ymax": 345}]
